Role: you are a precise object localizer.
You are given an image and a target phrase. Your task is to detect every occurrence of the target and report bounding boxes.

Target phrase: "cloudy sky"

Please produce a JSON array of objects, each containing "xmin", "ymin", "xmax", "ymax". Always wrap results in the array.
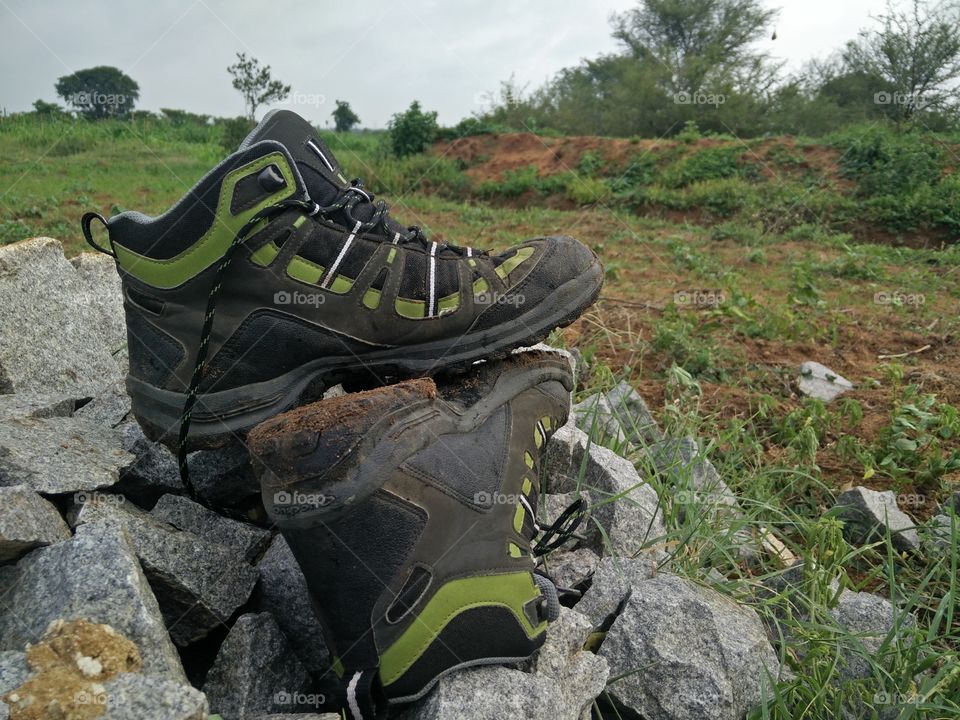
[{"xmin": 0, "ymin": 0, "xmax": 889, "ymax": 128}]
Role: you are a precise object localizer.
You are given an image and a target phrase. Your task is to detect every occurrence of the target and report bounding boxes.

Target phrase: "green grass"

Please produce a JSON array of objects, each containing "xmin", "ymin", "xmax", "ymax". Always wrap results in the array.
[{"xmin": 562, "ymin": 363, "xmax": 960, "ymax": 719}]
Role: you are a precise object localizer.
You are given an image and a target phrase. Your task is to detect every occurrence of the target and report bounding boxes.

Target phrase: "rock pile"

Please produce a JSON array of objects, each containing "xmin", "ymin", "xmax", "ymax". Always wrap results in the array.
[{"xmin": 0, "ymin": 239, "xmax": 922, "ymax": 719}]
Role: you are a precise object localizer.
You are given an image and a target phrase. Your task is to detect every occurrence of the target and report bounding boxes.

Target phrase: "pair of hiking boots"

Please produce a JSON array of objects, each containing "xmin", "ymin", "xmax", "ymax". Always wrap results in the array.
[{"xmin": 83, "ymin": 110, "xmax": 602, "ymax": 718}]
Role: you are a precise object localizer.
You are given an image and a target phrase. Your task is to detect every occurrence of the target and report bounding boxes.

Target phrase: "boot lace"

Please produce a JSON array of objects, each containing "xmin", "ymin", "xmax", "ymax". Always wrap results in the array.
[{"xmin": 319, "ymin": 178, "xmax": 481, "ymax": 258}]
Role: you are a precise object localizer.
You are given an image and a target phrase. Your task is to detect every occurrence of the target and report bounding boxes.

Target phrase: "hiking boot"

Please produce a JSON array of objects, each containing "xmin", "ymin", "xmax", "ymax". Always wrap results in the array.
[
  {"xmin": 246, "ymin": 350, "xmax": 582, "ymax": 717},
  {"xmin": 81, "ymin": 110, "xmax": 602, "ymax": 454}
]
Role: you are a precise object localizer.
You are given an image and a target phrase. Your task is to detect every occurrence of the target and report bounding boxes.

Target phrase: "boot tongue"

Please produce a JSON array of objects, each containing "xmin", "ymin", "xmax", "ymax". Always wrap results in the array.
[
  {"xmin": 241, "ymin": 109, "xmax": 404, "ymax": 236},
  {"xmin": 241, "ymin": 110, "xmax": 351, "ymax": 207}
]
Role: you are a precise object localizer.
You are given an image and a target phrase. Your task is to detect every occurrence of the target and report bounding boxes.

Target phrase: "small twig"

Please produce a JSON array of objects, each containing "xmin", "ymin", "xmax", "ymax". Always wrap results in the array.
[
  {"xmin": 597, "ymin": 296, "xmax": 665, "ymax": 310},
  {"xmin": 877, "ymin": 344, "xmax": 932, "ymax": 360}
]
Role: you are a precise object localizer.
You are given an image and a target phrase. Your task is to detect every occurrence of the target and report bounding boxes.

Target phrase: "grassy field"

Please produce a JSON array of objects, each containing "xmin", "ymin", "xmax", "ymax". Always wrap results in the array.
[{"xmin": 2, "ymin": 116, "xmax": 959, "ymax": 717}]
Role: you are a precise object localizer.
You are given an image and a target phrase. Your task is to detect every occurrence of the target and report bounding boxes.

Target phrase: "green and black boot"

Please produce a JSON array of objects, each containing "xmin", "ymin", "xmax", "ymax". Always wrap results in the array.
[
  {"xmin": 81, "ymin": 110, "xmax": 602, "ymax": 460},
  {"xmin": 246, "ymin": 350, "xmax": 582, "ymax": 718}
]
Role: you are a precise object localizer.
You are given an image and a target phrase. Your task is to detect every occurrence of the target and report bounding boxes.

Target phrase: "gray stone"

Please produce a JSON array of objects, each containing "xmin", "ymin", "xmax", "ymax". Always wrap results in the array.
[
  {"xmin": 71, "ymin": 251, "xmax": 127, "ymax": 374},
  {"xmin": 203, "ymin": 612, "xmax": 311, "ymax": 719},
  {"xmin": 0, "ymin": 393, "xmax": 75, "ymax": 422},
  {"xmin": 757, "ymin": 560, "xmax": 842, "ymax": 642},
  {"xmin": 546, "ymin": 423, "xmax": 665, "ymax": 555},
  {"xmin": 187, "ymin": 443, "xmax": 260, "ymax": 508},
  {"xmin": 0, "ymin": 485, "xmax": 70, "ymax": 562},
  {"xmin": 399, "ymin": 665, "xmax": 566, "ymax": 720},
  {"xmin": 601, "ymin": 574, "xmax": 780, "ymax": 720},
  {"xmin": 798, "ymin": 361, "xmax": 853, "ymax": 402},
  {"xmin": 0, "ymin": 415, "xmax": 132, "ymax": 494},
  {"xmin": 73, "ymin": 496, "xmax": 259, "ymax": 646},
  {"xmin": 575, "ymin": 555, "xmax": 658, "ymax": 629},
  {"xmin": 649, "ymin": 438, "xmax": 760, "ymax": 560},
  {"xmin": 760, "ymin": 560, "xmax": 840, "ymax": 604},
  {"xmin": 0, "ymin": 651, "xmax": 27, "ymax": 720},
  {"xmin": 75, "ymin": 378, "xmax": 131, "ymax": 427},
  {"xmin": 541, "ymin": 548, "xmax": 600, "ymax": 591},
  {"xmin": 0, "ymin": 238, "xmax": 123, "ymax": 396},
  {"xmin": 151, "ymin": 494, "xmax": 271, "ymax": 563},
  {"xmin": 570, "ymin": 393, "xmax": 627, "ymax": 445},
  {"xmin": 830, "ymin": 590, "xmax": 916, "ymax": 682},
  {"xmin": 950, "ymin": 491, "xmax": 960, "ymax": 515},
  {"xmin": 321, "ymin": 384, "xmax": 346, "ymax": 399},
  {"xmin": 249, "ymin": 535, "xmax": 330, "ymax": 676},
  {"xmin": 650, "ymin": 437, "xmax": 737, "ymax": 508},
  {"xmin": 114, "ymin": 420, "xmax": 184, "ymax": 505},
  {"xmin": 922, "ymin": 513, "xmax": 956, "ymax": 552},
  {"xmin": 834, "ymin": 486, "xmax": 920, "ymax": 552},
  {"xmin": 532, "ymin": 607, "xmax": 609, "ymax": 719},
  {"xmin": 0, "ymin": 651, "xmax": 28, "ymax": 694},
  {"xmin": 0, "ymin": 519, "xmax": 186, "ymax": 681},
  {"xmin": 101, "ymin": 673, "xmax": 208, "ymax": 719},
  {"xmin": 606, "ymin": 380, "xmax": 663, "ymax": 446}
]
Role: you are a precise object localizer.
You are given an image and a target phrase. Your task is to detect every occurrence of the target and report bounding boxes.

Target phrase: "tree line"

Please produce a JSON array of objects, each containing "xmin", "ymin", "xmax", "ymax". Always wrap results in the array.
[
  {"xmin": 19, "ymin": 0, "xmax": 960, "ymax": 143},
  {"xmin": 477, "ymin": 0, "xmax": 960, "ymax": 137}
]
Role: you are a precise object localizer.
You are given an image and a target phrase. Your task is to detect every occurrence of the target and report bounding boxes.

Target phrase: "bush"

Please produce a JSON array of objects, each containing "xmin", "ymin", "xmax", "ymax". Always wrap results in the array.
[
  {"xmin": 565, "ymin": 176, "xmax": 611, "ymax": 205},
  {"xmin": 388, "ymin": 101, "xmax": 439, "ymax": 158},
  {"xmin": 686, "ymin": 178, "xmax": 753, "ymax": 217},
  {"xmin": 219, "ymin": 116, "xmax": 255, "ymax": 154},
  {"xmin": 607, "ymin": 154, "xmax": 657, "ymax": 194},
  {"xmin": 838, "ymin": 126, "xmax": 943, "ymax": 196},
  {"xmin": 835, "ymin": 124, "xmax": 957, "ymax": 233},
  {"xmin": 478, "ymin": 165, "xmax": 540, "ymax": 198},
  {"xmin": 435, "ymin": 117, "xmax": 501, "ymax": 141},
  {"xmin": 661, "ymin": 145, "xmax": 745, "ymax": 188}
]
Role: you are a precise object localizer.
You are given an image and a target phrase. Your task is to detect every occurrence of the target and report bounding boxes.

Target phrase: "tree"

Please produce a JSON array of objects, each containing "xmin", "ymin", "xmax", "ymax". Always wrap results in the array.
[
  {"xmin": 844, "ymin": 0, "xmax": 960, "ymax": 121},
  {"xmin": 388, "ymin": 101, "xmax": 439, "ymax": 157},
  {"xmin": 226, "ymin": 53, "xmax": 290, "ymax": 121},
  {"xmin": 32, "ymin": 99, "xmax": 66, "ymax": 118},
  {"xmin": 611, "ymin": 0, "xmax": 780, "ymax": 97},
  {"xmin": 54, "ymin": 66, "xmax": 139, "ymax": 119},
  {"xmin": 331, "ymin": 100, "xmax": 361, "ymax": 132}
]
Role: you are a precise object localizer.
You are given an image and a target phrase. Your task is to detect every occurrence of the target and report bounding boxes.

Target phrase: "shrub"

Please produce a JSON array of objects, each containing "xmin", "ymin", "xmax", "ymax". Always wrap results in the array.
[
  {"xmin": 565, "ymin": 176, "xmax": 611, "ymax": 205},
  {"xmin": 685, "ymin": 178, "xmax": 754, "ymax": 217},
  {"xmin": 661, "ymin": 145, "xmax": 744, "ymax": 188},
  {"xmin": 219, "ymin": 116, "xmax": 255, "ymax": 154},
  {"xmin": 838, "ymin": 126, "xmax": 943, "ymax": 197},
  {"xmin": 388, "ymin": 101, "xmax": 439, "ymax": 158},
  {"xmin": 478, "ymin": 165, "xmax": 539, "ymax": 198},
  {"xmin": 435, "ymin": 117, "xmax": 500, "ymax": 140}
]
